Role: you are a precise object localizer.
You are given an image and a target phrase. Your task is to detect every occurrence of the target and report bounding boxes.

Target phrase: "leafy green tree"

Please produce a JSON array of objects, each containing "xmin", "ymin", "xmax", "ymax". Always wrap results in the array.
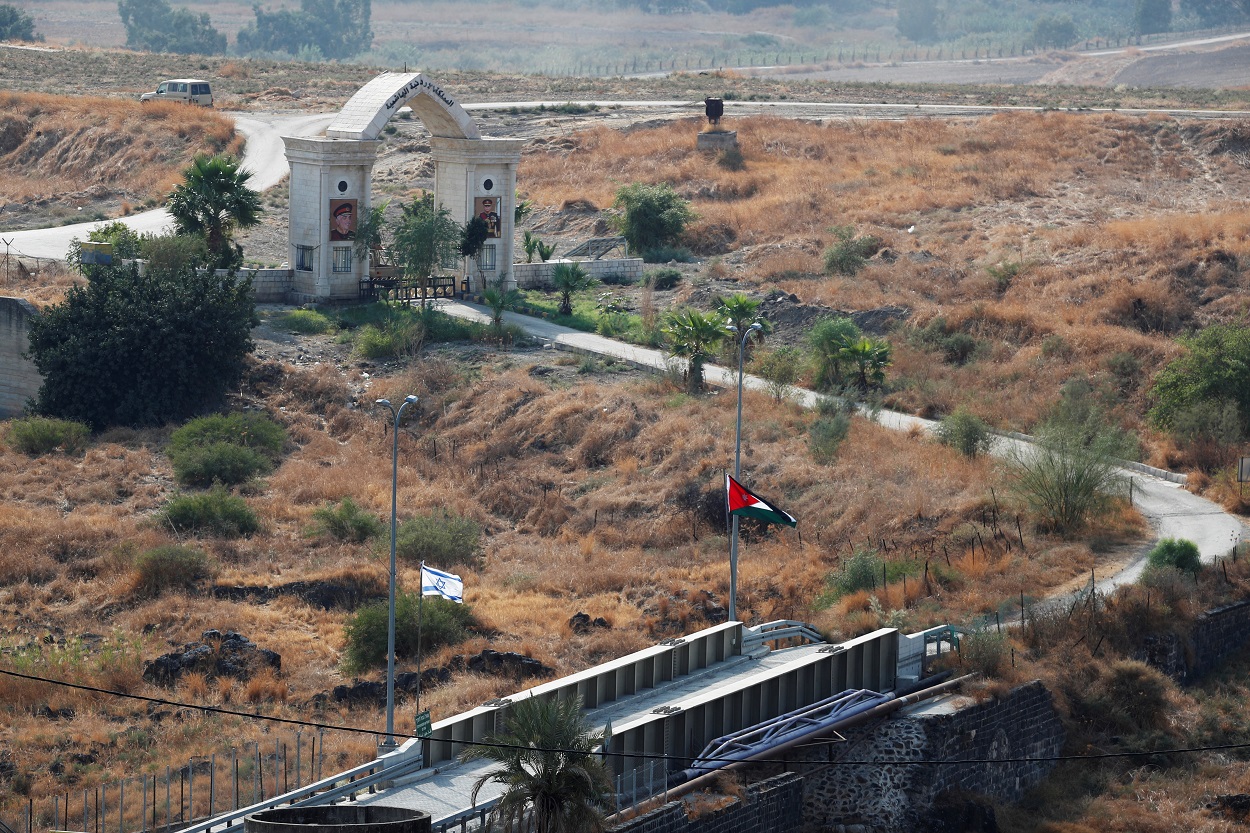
[
  {"xmin": 0, "ymin": 4, "xmax": 39, "ymax": 41},
  {"xmin": 750, "ymin": 345, "xmax": 802, "ymax": 402},
  {"xmin": 807, "ymin": 316, "xmax": 862, "ymax": 392},
  {"xmin": 1030, "ymin": 15, "xmax": 1076, "ymax": 49},
  {"xmin": 1134, "ymin": 0, "xmax": 1171, "ymax": 33},
  {"xmin": 118, "ymin": 0, "xmax": 225, "ymax": 54},
  {"xmin": 611, "ymin": 182, "xmax": 696, "ymax": 257},
  {"xmin": 1147, "ymin": 538, "xmax": 1201, "ymax": 575},
  {"xmin": 897, "ymin": 0, "xmax": 940, "ymax": 42},
  {"xmin": 391, "ymin": 193, "xmax": 463, "ymax": 307},
  {"xmin": 236, "ymin": 0, "xmax": 373, "ymax": 59},
  {"xmin": 823, "ymin": 225, "xmax": 881, "ymax": 276},
  {"xmin": 551, "ymin": 262, "xmax": 595, "ymax": 316},
  {"xmin": 663, "ymin": 308, "xmax": 728, "ymax": 394},
  {"xmin": 1149, "ymin": 324, "xmax": 1250, "ymax": 438},
  {"xmin": 25, "ymin": 262, "xmax": 256, "ymax": 429},
  {"xmin": 166, "ymin": 155, "xmax": 262, "ymax": 270},
  {"xmin": 66, "ymin": 221, "xmax": 142, "ymax": 271},
  {"xmin": 1183, "ymin": 0, "xmax": 1244, "ymax": 26},
  {"xmin": 462, "ymin": 695, "xmax": 614, "ymax": 833}
]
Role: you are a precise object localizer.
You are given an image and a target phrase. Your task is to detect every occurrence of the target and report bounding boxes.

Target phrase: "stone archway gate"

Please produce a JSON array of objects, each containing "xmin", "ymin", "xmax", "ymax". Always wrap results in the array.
[{"xmin": 283, "ymin": 72, "xmax": 523, "ymax": 302}]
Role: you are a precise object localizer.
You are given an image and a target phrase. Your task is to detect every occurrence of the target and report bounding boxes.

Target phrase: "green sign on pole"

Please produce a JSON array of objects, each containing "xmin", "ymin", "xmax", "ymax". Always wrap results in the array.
[{"xmin": 414, "ymin": 709, "xmax": 432, "ymax": 738}]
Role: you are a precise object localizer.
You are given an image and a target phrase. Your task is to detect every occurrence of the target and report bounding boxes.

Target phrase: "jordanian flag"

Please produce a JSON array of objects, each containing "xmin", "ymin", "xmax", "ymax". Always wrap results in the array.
[{"xmin": 726, "ymin": 473, "xmax": 797, "ymax": 528}]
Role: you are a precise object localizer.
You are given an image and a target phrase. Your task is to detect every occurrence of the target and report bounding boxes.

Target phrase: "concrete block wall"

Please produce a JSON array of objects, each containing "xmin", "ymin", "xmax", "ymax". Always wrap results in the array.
[
  {"xmin": 0, "ymin": 298, "xmax": 40, "ymax": 417},
  {"xmin": 514, "ymin": 258, "xmax": 645, "ymax": 289},
  {"xmin": 1136, "ymin": 599, "xmax": 1250, "ymax": 684},
  {"xmin": 246, "ymin": 269, "xmax": 295, "ymax": 304},
  {"xmin": 611, "ymin": 773, "xmax": 803, "ymax": 833}
]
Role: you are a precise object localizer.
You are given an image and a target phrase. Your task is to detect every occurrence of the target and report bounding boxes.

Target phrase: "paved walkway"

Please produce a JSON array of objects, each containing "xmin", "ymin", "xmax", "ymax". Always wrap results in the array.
[{"xmin": 432, "ymin": 297, "xmax": 1247, "ymax": 595}]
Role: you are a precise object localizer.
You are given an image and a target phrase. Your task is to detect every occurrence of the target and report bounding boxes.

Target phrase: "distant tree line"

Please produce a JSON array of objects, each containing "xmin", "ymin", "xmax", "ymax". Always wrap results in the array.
[
  {"xmin": 116, "ymin": 0, "xmax": 372, "ymax": 58},
  {"xmin": 0, "ymin": 3, "xmax": 41, "ymax": 41}
]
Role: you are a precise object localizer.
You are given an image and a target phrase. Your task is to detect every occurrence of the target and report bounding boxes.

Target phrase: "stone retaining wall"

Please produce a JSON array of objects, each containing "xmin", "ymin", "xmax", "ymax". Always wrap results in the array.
[
  {"xmin": 514, "ymin": 258, "xmax": 645, "ymax": 289},
  {"xmin": 1137, "ymin": 599, "xmax": 1250, "ymax": 684},
  {"xmin": 775, "ymin": 681, "xmax": 1063, "ymax": 833},
  {"xmin": 611, "ymin": 773, "xmax": 803, "ymax": 833},
  {"xmin": 0, "ymin": 297, "xmax": 40, "ymax": 417}
]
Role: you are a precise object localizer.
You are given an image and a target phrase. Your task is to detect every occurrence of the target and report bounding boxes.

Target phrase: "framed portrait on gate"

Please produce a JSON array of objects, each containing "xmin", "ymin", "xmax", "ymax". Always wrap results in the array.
[
  {"xmin": 329, "ymin": 199, "xmax": 358, "ymax": 241},
  {"xmin": 475, "ymin": 197, "xmax": 501, "ymax": 238}
]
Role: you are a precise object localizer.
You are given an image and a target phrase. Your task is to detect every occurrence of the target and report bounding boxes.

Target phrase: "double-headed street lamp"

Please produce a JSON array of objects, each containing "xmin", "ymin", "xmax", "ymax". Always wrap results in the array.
[
  {"xmin": 376, "ymin": 394, "xmax": 418, "ymax": 749},
  {"xmin": 727, "ymin": 321, "xmax": 762, "ymax": 623}
]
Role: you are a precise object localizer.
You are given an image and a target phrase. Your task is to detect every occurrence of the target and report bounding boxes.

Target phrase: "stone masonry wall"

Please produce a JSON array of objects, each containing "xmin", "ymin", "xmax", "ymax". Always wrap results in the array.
[
  {"xmin": 514, "ymin": 257, "xmax": 645, "ymax": 289},
  {"xmin": 787, "ymin": 681, "xmax": 1064, "ymax": 833},
  {"xmin": 0, "ymin": 297, "xmax": 40, "ymax": 418},
  {"xmin": 611, "ymin": 773, "xmax": 803, "ymax": 833},
  {"xmin": 1136, "ymin": 599, "xmax": 1250, "ymax": 684}
]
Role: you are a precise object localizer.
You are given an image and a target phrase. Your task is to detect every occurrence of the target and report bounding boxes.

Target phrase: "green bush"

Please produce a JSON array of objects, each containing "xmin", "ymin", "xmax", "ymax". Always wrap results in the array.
[
  {"xmin": 750, "ymin": 346, "xmax": 803, "ymax": 402},
  {"xmin": 354, "ymin": 318, "xmax": 425, "ymax": 359},
  {"xmin": 311, "ymin": 497, "xmax": 384, "ymax": 543},
  {"xmin": 170, "ymin": 412, "xmax": 286, "ymax": 460},
  {"xmin": 5, "ymin": 416, "xmax": 90, "ymax": 455},
  {"xmin": 830, "ymin": 548, "xmax": 884, "ymax": 597},
  {"xmin": 822, "ymin": 225, "xmax": 882, "ymax": 276},
  {"xmin": 1079, "ymin": 659, "xmax": 1174, "ymax": 734},
  {"xmin": 611, "ymin": 182, "xmax": 696, "ymax": 255},
  {"xmin": 161, "ymin": 485, "xmax": 261, "ymax": 537},
  {"xmin": 171, "ymin": 441, "xmax": 274, "ymax": 488},
  {"xmin": 133, "ymin": 545, "xmax": 212, "ymax": 597},
  {"xmin": 277, "ymin": 309, "xmax": 336, "ymax": 334},
  {"xmin": 643, "ymin": 245, "xmax": 694, "ymax": 264},
  {"xmin": 936, "ymin": 408, "xmax": 993, "ymax": 458},
  {"xmin": 809, "ymin": 412, "xmax": 851, "ymax": 463},
  {"xmin": 342, "ymin": 591, "xmax": 476, "ymax": 673},
  {"xmin": 1147, "ymin": 538, "xmax": 1201, "ymax": 575},
  {"xmin": 395, "ymin": 511, "xmax": 483, "ymax": 567},
  {"xmin": 645, "ymin": 268, "xmax": 682, "ymax": 291},
  {"xmin": 958, "ymin": 630, "xmax": 1009, "ymax": 677}
]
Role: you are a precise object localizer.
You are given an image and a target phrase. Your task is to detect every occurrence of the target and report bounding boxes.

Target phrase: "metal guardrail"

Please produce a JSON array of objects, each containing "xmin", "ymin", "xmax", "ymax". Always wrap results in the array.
[
  {"xmin": 743, "ymin": 620, "xmax": 826, "ymax": 650},
  {"xmin": 172, "ymin": 752, "xmax": 425, "ymax": 833}
]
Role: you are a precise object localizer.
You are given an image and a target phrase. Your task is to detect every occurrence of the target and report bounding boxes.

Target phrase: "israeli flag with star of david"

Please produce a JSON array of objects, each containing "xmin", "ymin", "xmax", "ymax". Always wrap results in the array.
[{"xmin": 420, "ymin": 562, "xmax": 464, "ymax": 603}]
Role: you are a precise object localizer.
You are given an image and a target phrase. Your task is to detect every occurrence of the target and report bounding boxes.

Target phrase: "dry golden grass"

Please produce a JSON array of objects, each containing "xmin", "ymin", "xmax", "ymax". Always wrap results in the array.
[{"xmin": 0, "ymin": 91, "xmax": 242, "ymax": 205}]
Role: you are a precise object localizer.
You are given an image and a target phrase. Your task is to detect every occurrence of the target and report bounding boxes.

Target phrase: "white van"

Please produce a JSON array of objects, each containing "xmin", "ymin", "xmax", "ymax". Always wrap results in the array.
[{"xmin": 140, "ymin": 79, "xmax": 214, "ymax": 107}]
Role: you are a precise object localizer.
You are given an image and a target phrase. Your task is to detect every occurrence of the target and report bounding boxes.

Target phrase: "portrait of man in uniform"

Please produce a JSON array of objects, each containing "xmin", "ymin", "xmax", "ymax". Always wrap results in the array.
[
  {"xmin": 475, "ymin": 197, "xmax": 501, "ymax": 238},
  {"xmin": 330, "ymin": 199, "xmax": 358, "ymax": 241}
]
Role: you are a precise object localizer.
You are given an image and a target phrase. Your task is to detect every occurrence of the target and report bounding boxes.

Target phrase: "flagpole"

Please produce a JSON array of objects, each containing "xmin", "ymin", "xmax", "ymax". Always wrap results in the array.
[
  {"xmin": 376, "ymin": 394, "xmax": 418, "ymax": 751},
  {"xmin": 417, "ymin": 562, "xmax": 425, "ymax": 723},
  {"xmin": 728, "ymin": 322, "xmax": 762, "ymax": 623}
]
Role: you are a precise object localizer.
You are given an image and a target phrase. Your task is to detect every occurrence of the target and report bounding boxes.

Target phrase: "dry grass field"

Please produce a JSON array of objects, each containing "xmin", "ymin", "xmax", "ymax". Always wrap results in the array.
[{"xmin": 3, "ymin": 71, "xmax": 1250, "ymax": 831}]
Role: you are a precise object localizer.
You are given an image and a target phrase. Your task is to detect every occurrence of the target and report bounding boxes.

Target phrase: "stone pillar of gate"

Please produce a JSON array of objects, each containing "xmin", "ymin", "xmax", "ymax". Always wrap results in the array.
[
  {"xmin": 431, "ymin": 137, "xmax": 525, "ymax": 295},
  {"xmin": 283, "ymin": 136, "xmax": 381, "ymax": 303}
]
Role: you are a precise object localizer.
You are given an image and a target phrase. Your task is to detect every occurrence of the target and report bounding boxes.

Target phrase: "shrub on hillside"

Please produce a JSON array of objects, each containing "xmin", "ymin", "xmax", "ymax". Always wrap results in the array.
[
  {"xmin": 5, "ymin": 416, "xmax": 90, "ymax": 456},
  {"xmin": 1147, "ymin": 538, "xmax": 1201, "ymax": 575},
  {"xmin": 809, "ymin": 411, "xmax": 851, "ymax": 463},
  {"xmin": 822, "ymin": 225, "xmax": 881, "ymax": 276},
  {"xmin": 161, "ymin": 486, "xmax": 261, "ymax": 537},
  {"xmin": 958, "ymin": 630, "xmax": 1009, "ymax": 677},
  {"xmin": 133, "ymin": 545, "xmax": 212, "ymax": 597},
  {"xmin": 342, "ymin": 592, "xmax": 476, "ymax": 673},
  {"xmin": 936, "ymin": 408, "xmax": 993, "ymax": 458},
  {"xmin": 1079, "ymin": 659, "xmax": 1175, "ymax": 735},
  {"xmin": 750, "ymin": 346, "xmax": 803, "ymax": 402},
  {"xmin": 828, "ymin": 548, "xmax": 884, "ymax": 598},
  {"xmin": 610, "ymin": 182, "xmax": 696, "ymax": 257},
  {"xmin": 645, "ymin": 268, "xmax": 682, "ymax": 291},
  {"xmin": 171, "ymin": 442, "xmax": 274, "ymax": 488},
  {"xmin": 395, "ymin": 511, "xmax": 483, "ymax": 567},
  {"xmin": 310, "ymin": 498, "xmax": 384, "ymax": 543},
  {"xmin": 278, "ymin": 309, "xmax": 336, "ymax": 334}
]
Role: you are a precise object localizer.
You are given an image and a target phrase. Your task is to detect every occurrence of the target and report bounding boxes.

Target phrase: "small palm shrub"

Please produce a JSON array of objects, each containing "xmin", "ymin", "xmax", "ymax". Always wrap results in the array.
[
  {"xmin": 395, "ymin": 511, "xmax": 483, "ymax": 567},
  {"xmin": 161, "ymin": 486, "xmax": 261, "ymax": 537},
  {"xmin": 1146, "ymin": 538, "xmax": 1201, "ymax": 575},
  {"xmin": 133, "ymin": 545, "xmax": 212, "ymax": 597},
  {"xmin": 936, "ymin": 408, "xmax": 993, "ymax": 458},
  {"xmin": 310, "ymin": 498, "xmax": 383, "ymax": 543},
  {"xmin": 342, "ymin": 592, "xmax": 477, "ymax": 673},
  {"xmin": 6, "ymin": 416, "xmax": 90, "ymax": 455}
]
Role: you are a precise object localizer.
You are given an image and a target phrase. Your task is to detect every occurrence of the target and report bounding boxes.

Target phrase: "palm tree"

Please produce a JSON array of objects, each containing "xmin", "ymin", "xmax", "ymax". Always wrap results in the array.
[
  {"xmin": 551, "ymin": 262, "xmax": 594, "ymax": 316},
  {"xmin": 807, "ymin": 316, "xmax": 862, "ymax": 392},
  {"xmin": 716, "ymin": 292, "xmax": 768, "ymax": 360},
  {"xmin": 663, "ymin": 307, "xmax": 728, "ymax": 394},
  {"xmin": 462, "ymin": 695, "xmax": 615, "ymax": 833},
  {"xmin": 166, "ymin": 154, "xmax": 262, "ymax": 270},
  {"xmin": 481, "ymin": 275, "xmax": 522, "ymax": 338},
  {"xmin": 842, "ymin": 335, "xmax": 892, "ymax": 391}
]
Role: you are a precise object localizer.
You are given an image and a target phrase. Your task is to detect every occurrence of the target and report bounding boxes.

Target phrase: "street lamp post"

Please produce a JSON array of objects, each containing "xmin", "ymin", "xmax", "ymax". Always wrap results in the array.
[
  {"xmin": 377, "ymin": 394, "xmax": 418, "ymax": 750},
  {"xmin": 727, "ymin": 322, "xmax": 762, "ymax": 623}
]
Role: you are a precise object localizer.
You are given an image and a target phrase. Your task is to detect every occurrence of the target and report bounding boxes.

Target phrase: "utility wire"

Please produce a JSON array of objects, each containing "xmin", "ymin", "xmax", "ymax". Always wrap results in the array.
[{"xmin": 3, "ymin": 666, "xmax": 1249, "ymax": 768}]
